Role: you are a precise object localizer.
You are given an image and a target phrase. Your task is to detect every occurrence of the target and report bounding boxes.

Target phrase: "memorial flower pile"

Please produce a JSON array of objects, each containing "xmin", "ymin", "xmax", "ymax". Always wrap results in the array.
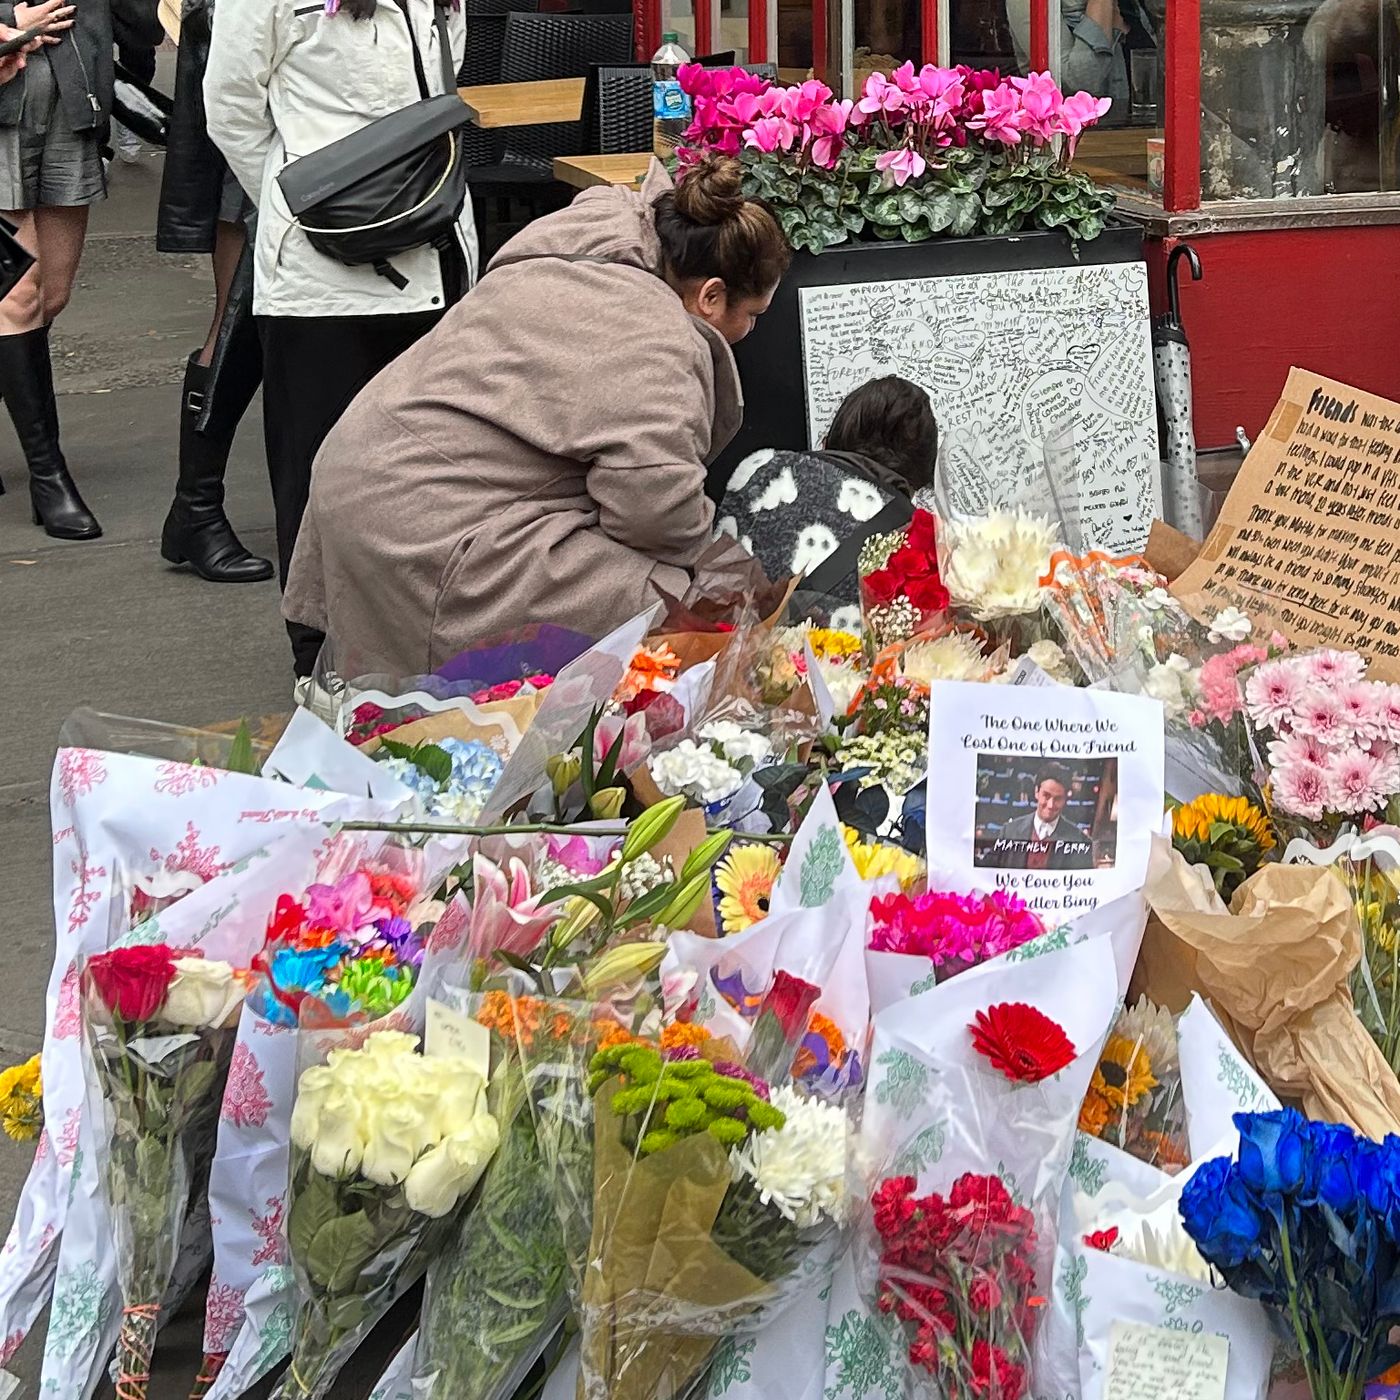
[{"xmin": 676, "ymin": 63, "xmax": 1116, "ymax": 251}]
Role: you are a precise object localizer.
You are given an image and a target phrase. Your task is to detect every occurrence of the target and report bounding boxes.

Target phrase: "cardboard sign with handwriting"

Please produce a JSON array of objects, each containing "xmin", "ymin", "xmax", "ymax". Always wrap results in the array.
[{"xmin": 1173, "ymin": 368, "xmax": 1400, "ymax": 682}]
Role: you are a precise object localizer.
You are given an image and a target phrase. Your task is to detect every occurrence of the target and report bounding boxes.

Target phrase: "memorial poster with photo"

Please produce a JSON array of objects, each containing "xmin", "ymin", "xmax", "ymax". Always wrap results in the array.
[{"xmin": 924, "ymin": 680, "xmax": 1164, "ymax": 921}]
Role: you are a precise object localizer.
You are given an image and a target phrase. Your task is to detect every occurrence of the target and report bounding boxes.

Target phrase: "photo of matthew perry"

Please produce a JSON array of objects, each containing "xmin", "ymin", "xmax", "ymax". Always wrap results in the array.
[{"xmin": 973, "ymin": 758, "xmax": 1119, "ymax": 871}]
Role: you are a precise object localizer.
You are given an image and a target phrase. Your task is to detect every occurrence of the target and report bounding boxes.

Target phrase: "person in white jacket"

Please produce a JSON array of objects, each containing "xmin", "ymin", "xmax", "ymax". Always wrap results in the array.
[{"xmin": 204, "ymin": 0, "xmax": 479, "ymax": 674}]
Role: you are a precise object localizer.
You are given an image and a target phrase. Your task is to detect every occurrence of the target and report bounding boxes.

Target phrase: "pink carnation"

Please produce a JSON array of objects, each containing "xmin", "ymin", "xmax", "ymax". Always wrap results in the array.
[
  {"xmin": 1272, "ymin": 759, "xmax": 1329, "ymax": 821},
  {"xmin": 868, "ymin": 888, "xmax": 1043, "ymax": 971}
]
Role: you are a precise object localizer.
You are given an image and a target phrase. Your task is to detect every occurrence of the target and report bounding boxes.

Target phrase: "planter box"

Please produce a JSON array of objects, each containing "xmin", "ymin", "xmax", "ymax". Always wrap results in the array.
[{"xmin": 708, "ymin": 223, "xmax": 1153, "ymax": 534}]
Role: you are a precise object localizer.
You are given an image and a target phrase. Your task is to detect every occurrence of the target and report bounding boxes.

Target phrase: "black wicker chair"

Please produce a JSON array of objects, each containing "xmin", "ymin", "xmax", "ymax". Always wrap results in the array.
[
  {"xmin": 467, "ymin": 12, "xmax": 633, "ymax": 256},
  {"xmin": 590, "ymin": 60, "xmax": 777, "ymax": 154}
]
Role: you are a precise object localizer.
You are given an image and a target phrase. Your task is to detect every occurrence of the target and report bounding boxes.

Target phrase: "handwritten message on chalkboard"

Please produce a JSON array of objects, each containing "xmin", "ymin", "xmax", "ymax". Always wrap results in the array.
[
  {"xmin": 797, "ymin": 263, "xmax": 1160, "ymax": 554},
  {"xmin": 1105, "ymin": 1321, "xmax": 1228, "ymax": 1400},
  {"xmin": 1173, "ymin": 369, "xmax": 1400, "ymax": 682}
]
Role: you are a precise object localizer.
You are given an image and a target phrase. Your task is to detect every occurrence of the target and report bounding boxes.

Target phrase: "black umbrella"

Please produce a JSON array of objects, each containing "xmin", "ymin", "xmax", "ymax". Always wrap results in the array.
[{"xmin": 1152, "ymin": 244, "xmax": 1205, "ymax": 539}]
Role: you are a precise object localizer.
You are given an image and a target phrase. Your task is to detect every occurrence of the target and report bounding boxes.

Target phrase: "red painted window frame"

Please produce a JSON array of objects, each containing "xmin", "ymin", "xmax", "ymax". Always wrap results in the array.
[{"xmin": 1162, "ymin": 0, "xmax": 1201, "ymax": 211}]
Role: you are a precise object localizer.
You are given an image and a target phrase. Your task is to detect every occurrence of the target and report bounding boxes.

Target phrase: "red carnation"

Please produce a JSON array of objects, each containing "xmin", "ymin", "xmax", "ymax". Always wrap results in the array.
[
  {"xmin": 968, "ymin": 1277, "xmax": 1003, "ymax": 1312},
  {"xmin": 969, "ymin": 1002, "xmax": 1075, "ymax": 1083},
  {"xmin": 872, "ymin": 1175, "xmax": 918, "ymax": 1238},
  {"xmin": 85, "ymin": 944, "xmax": 179, "ymax": 1023},
  {"xmin": 970, "ymin": 1339, "xmax": 1026, "ymax": 1400},
  {"xmin": 1083, "ymin": 1227, "xmax": 1119, "ymax": 1253}
]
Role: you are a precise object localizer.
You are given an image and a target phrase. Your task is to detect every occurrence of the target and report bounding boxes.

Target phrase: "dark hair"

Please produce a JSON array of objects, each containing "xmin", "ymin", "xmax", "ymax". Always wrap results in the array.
[
  {"xmin": 825, "ymin": 376, "xmax": 938, "ymax": 491},
  {"xmin": 335, "ymin": 0, "xmax": 378, "ymax": 18},
  {"xmin": 1035, "ymin": 764, "xmax": 1073, "ymax": 792},
  {"xmin": 652, "ymin": 158, "xmax": 791, "ymax": 300}
]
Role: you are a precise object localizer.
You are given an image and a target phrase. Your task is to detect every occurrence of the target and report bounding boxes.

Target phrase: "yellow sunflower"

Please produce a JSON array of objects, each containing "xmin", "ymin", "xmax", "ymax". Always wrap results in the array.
[
  {"xmin": 715, "ymin": 844, "xmax": 782, "ymax": 934},
  {"xmin": 1087, "ymin": 1034, "xmax": 1157, "ymax": 1111},
  {"xmin": 0, "ymin": 1053, "xmax": 42, "ymax": 1143},
  {"xmin": 843, "ymin": 827, "xmax": 925, "ymax": 891},
  {"xmin": 1171, "ymin": 793, "xmax": 1275, "ymax": 851}
]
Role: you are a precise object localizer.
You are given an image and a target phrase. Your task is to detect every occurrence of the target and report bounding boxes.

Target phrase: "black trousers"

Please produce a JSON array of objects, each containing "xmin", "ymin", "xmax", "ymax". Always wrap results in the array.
[{"xmin": 258, "ymin": 308, "xmax": 442, "ymax": 676}]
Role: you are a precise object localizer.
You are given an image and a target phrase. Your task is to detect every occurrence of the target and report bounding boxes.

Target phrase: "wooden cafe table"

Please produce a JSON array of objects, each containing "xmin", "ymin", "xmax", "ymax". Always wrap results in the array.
[
  {"xmin": 553, "ymin": 152, "xmax": 652, "ymax": 190},
  {"xmin": 457, "ymin": 77, "xmax": 585, "ymax": 128}
]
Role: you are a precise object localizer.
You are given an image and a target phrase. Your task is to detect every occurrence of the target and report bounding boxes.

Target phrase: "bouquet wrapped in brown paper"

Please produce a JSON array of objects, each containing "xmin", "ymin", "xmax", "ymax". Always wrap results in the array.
[{"xmin": 1137, "ymin": 838, "xmax": 1400, "ymax": 1140}]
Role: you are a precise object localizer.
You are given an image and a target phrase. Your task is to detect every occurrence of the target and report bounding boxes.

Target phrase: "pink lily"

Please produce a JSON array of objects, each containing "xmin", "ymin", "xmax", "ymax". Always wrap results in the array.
[
  {"xmin": 593, "ymin": 710, "xmax": 650, "ymax": 774},
  {"xmin": 875, "ymin": 146, "xmax": 927, "ymax": 187},
  {"xmin": 545, "ymin": 834, "xmax": 611, "ymax": 878},
  {"xmin": 469, "ymin": 854, "xmax": 561, "ymax": 960},
  {"xmin": 968, "ymin": 83, "xmax": 1025, "ymax": 144}
]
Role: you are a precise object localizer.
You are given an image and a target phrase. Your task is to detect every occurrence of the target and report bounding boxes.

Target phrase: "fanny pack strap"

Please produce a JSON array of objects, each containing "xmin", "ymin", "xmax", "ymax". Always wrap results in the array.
[
  {"xmin": 802, "ymin": 495, "xmax": 914, "ymax": 597},
  {"xmin": 392, "ymin": 0, "xmax": 455, "ymax": 98}
]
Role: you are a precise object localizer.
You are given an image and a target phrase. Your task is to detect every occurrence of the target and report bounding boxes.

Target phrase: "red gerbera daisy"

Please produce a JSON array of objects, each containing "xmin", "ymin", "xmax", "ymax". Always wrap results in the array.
[{"xmin": 969, "ymin": 1002, "xmax": 1075, "ymax": 1083}]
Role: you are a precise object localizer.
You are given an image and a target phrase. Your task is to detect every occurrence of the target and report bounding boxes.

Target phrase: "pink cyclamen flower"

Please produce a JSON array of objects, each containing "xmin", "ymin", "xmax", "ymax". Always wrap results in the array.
[
  {"xmin": 858, "ymin": 70, "xmax": 908, "ymax": 118},
  {"xmin": 1291, "ymin": 685, "xmax": 1354, "ymax": 748},
  {"xmin": 1057, "ymin": 88, "xmax": 1113, "ymax": 155},
  {"xmin": 807, "ymin": 98, "xmax": 852, "ymax": 168},
  {"xmin": 778, "ymin": 78, "xmax": 834, "ymax": 124},
  {"xmin": 918, "ymin": 64, "xmax": 965, "ymax": 104},
  {"xmin": 875, "ymin": 146, "xmax": 927, "ymax": 187},
  {"xmin": 744, "ymin": 115, "xmax": 799, "ymax": 154},
  {"xmin": 1272, "ymin": 759, "xmax": 1330, "ymax": 821},
  {"xmin": 722, "ymin": 90, "xmax": 767, "ymax": 126},
  {"xmin": 1244, "ymin": 659, "xmax": 1309, "ymax": 731},
  {"xmin": 1010, "ymin": 70, "xmax": 1064, "ymax": 142},
  {"xmin": 1327, "ymin": 750, "xmax": 1391, "ymax": 816},
  {"xmin": 890, "ymin": 60, "xmax": 921, "ymax": 93},
  {"xmin": 967, "ymin": 82, "xmax": 1025, "ymax": 144},
  {"xmin": 469, "ymin": 855, "xmax": 561, "ymax": 960},
  {"xmin": 1307, "ymin": 649, "xmax": 1367, "ymax": 687}
]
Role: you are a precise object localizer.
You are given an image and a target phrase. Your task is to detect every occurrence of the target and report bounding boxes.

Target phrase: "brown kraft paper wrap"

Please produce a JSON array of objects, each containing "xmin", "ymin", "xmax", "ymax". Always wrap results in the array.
[
  {"xmin": 1140, "ymin": 840, "xmax": 1400, "ymax": 1139},
  {"xmin": 578, "ymin": 1079, "xmax": 768, "ymax": 1400},
  {"xmin": 359, "ymin": 694, "xmax": 543, "ymax": 760}
]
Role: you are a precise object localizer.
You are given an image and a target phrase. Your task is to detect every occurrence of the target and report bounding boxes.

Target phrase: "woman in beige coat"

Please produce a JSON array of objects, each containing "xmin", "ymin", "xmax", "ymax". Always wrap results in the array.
[{"xmin": 282, "ymin": 158, "xmax": 790, "ymax": 678}]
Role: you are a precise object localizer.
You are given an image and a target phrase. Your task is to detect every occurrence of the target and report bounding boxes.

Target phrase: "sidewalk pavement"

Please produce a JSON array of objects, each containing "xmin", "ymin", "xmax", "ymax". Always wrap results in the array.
[{"xmin": 0, "ymin": 143, "xmax": 295, "ymax": 1397}]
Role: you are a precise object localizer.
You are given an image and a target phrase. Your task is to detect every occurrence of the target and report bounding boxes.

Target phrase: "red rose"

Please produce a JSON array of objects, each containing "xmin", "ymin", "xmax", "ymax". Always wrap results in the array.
[
  {"xmin": 969, "ymin": 1002, "xmax": 1075, "ymax": 1083},
  {"xmin": 862, "ymin": 567, "xmax": 901, "ymax": 607},
  {"xmin": 907, "ymin": 509, "xmax": 937, "ymax": 554},
  {"xmin": 622, "ymin": 688, "xmax": 687, "ymax": 743},
  {"xmin": 85, "ymin": 944, "xmax": 179, "ymax": 1023},
  {"xmin": 906, "ymin": 573, "xmax": 951, "ymax": 613},
  {"xmin": 760, "ymin": 970, "xmax": 821, "ymax": 1041}
]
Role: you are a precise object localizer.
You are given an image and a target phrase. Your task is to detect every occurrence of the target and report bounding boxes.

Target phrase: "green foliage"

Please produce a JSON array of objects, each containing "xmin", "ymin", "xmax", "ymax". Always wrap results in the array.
[{"xmin": 737, "ymin": 142, "xmax": 1114, "ymax": 251}]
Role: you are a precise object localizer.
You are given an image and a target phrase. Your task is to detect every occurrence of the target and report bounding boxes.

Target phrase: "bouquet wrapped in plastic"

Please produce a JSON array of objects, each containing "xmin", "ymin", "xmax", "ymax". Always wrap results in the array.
[
  {"xmin": 272, "ymin": 1030, "xmax": 498, "ymax": 1400},
  {"xmin": 81, "ymin": 941, "xmax": 247, "ymax": 1399},
  {"xmin": 532, "ymin": 1007, "xmax": 851, "ymax": 1400},
  {"xmin": 857, "ymin": 508, "xmax": 949, "ymax": 651},
  {"xmin": 410, "ymin": 987, "xmax": 574, "ymax": 1399}
]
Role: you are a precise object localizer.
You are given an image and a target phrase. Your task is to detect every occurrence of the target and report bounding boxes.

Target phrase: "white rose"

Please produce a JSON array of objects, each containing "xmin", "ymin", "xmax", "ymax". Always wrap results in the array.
[
  {"xmin": 289, "ymin": 1065, "xmax": 337, "ymax": 1150},
  {"xmin": 360, "ymin": 1095, "xmax": 433, "ymax": 1186},
  {"xmin": 403, "ymin": 1117, "xmax": 500, "ymax": 1217},
  {"xmin": 361, "ymin": 1031, "xmax": 420, "ymax": 1061},
  {"xmin": 162, "ymin": 958, "xmax": 245, "ymax": 1029},
  {"xmin": 308, "ymin": 1087, "xmax": 366, "ymax": 1177},
  {"xmin": 431, "ymin": 1069, "xmax": 488, "ymax": 1140}
]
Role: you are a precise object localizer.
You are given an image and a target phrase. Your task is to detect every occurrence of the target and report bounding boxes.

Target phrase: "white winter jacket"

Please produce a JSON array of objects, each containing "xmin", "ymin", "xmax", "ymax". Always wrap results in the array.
[{"xmin": 205, "ymin": 0, "xmax": 479, "ymax": 318}]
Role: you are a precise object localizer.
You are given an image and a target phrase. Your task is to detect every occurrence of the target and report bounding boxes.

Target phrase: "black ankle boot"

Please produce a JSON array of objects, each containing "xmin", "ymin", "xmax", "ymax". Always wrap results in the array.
[
  {"xmin": 160, "ymin": 354, "xmax": 273, "ymax": 583},
  {"xmin": 0, "ymin": 327, "xmax": 100, "ymax": 539}
]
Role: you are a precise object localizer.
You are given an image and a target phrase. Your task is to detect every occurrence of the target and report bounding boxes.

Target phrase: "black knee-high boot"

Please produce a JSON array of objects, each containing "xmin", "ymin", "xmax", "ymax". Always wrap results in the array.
[
  {"xmin": 0, "ymin": 326, "xmax": 100, "ymax": 540},
  {"xmin": 160, "ymin": 353, "xmax": 273, "ymax": 582}
]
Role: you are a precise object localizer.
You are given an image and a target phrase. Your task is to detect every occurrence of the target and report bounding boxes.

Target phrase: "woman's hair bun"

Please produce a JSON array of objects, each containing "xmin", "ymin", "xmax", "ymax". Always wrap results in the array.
[{"xmin": 673, "ymin": 157, "xmax": 747, "ymax": 226}]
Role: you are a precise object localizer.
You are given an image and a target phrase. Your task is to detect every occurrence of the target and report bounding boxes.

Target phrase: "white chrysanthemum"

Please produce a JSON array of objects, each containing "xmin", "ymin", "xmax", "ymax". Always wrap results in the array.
[
  {"xmin": 649, "ymin": 740, "xmax": 744, "ymax": 806},
  {"xmin": 901, "ymin": 632, "xmax": 994, "ymax": 685},
  {"xmin": 730, "ymin": 1086, "xmax": 849, "ymax": 1229},
  {"xmin": 1025, "ymin": 638, "xmax": 1072, "ymax": 684},
  {"xmin": 816, "ymin": 657, "xmax": 866, "ymax": 716},
  {"xmin": 942, "ymin": 510, "xmax": 1060, "ymax": 619},
  {"xmin": 698, "ymin": 719, "xmax": 770, "ymax": 768}
]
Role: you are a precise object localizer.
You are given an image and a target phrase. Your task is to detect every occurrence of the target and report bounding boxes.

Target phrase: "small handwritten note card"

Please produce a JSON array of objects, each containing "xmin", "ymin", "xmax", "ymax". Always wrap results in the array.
[
  {"xmin": 1104, "ymin": 1321, "xmax": 1228, "ymax": 1400},
  {"xmin": 425, "ymin": 997, "xmax": 491, "ymax": 1081}
]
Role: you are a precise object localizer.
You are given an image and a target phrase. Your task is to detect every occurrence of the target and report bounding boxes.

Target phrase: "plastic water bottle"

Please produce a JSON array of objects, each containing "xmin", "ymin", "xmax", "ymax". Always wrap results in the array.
[{"xmin": 651, "ymin": 33, "xmax": 692, "ymax": 160}]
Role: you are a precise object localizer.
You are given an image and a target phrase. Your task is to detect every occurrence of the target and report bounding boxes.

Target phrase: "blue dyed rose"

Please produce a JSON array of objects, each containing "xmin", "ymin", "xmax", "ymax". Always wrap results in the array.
[
  {"xmin": 1180, "ymin": 1155, "xmax": 1264, "ymax": 1268},
  {"xmin": 1235, "ymin": 1107, "xmax": 1307, "ymax": 1196},
  {"xmin": 1302, "ymin": 1120, "xmax": 1363, "ymax": 1216}
]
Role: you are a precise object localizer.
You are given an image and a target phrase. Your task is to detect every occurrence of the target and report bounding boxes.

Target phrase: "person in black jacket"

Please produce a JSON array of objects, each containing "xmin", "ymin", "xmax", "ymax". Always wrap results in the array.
[
  {"xmin": 717, "ymin": 375, "xmax": 938, "ymax": 615},
  {"xmin": 152, "ymin": 0, "xmax": 270, "ymax": 582},
  {"xmin": 0, "ymin": 0, "xmax": 111, "ymax": 540}
]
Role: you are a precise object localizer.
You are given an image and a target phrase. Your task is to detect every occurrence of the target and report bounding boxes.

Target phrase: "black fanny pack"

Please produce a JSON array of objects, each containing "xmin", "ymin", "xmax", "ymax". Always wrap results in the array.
[{"xmin": 276, "ymin": 0, "xmax": 468, "ymax": 289}]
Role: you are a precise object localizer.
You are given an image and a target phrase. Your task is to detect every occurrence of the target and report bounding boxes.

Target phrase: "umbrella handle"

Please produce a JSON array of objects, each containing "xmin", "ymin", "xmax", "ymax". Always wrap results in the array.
[{"xmin": 1166, "ymin": 244, "xmax": 1203, "ymax": 327}]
